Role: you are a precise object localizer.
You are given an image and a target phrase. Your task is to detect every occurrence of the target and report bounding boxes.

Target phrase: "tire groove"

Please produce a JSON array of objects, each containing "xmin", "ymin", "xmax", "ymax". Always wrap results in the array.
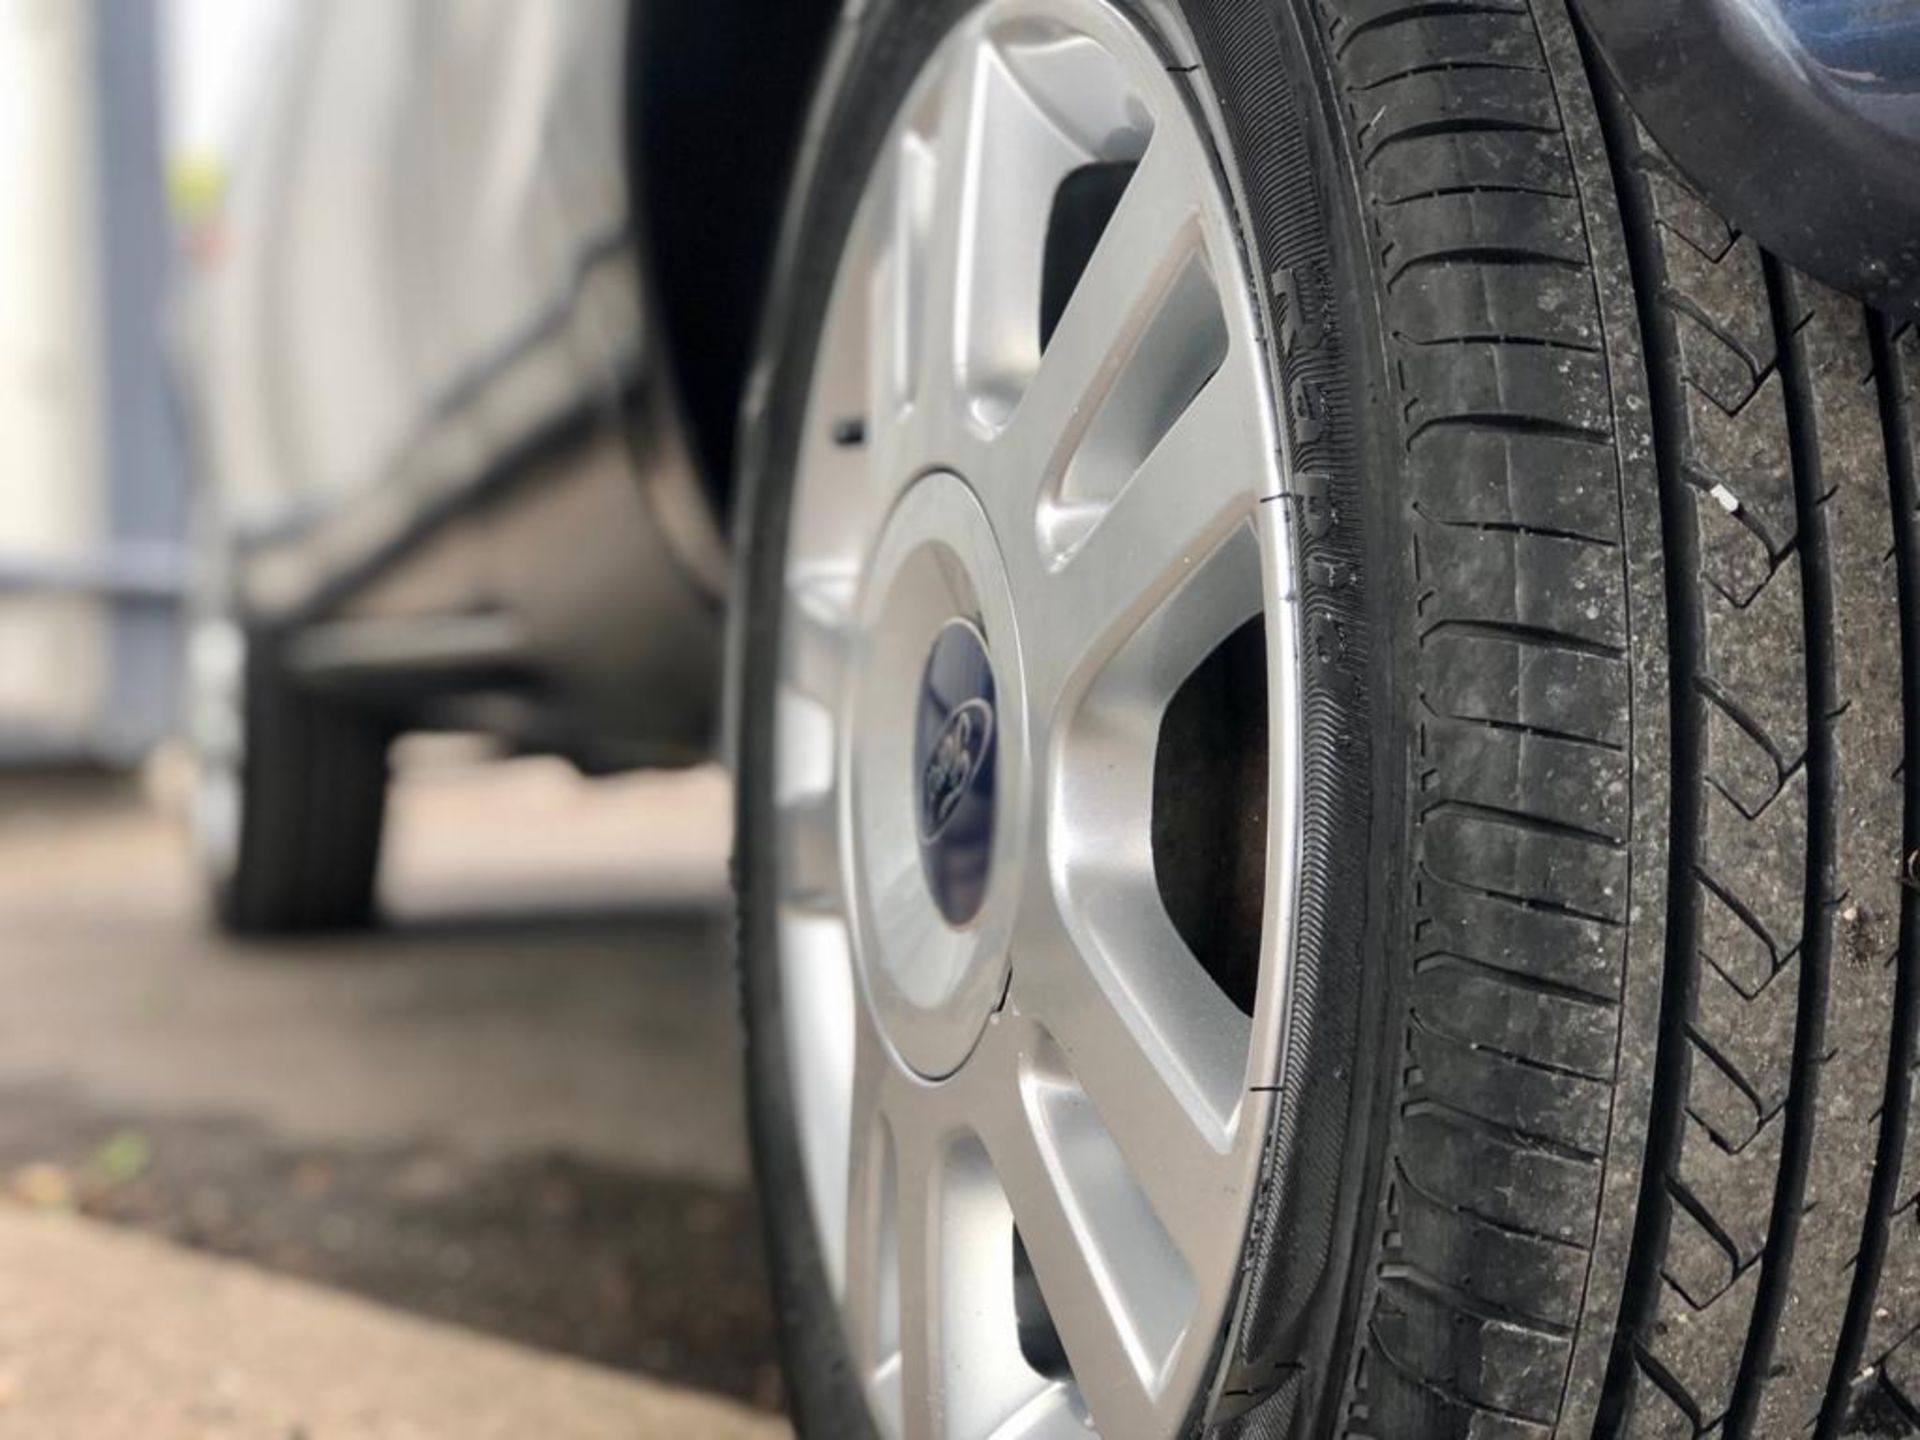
[
  {"xmin": 1391, "ymin": 1158, "xmax": 1594, "ymax": 1252},
  {"xmin": 1410, "ymin": 1009, "xmax": 1612, "ymax": 1085},
  {"xmin": 1411, "ymin": 504, "xmax": 1620, "ymax": 548},
  {"xmin": 1664, "ymin": 1176, "xmax": 1744, "ymax": 1288},
  {"xmin": 1418, "ymin": 699, "xmax": 1626, "ymax": 753},
  {"xmin": 1379, "ymin": 1261, "xmax": 1576, "ymax": 1338},
  {"xmin": 1716, "ymin": 250, "xmax": 1836, "ymax": 1440},
  {"xmin": 1363, "ymin": 115, "xmax": 1563, "ymax": 160},
  {"xmin": 1415, "ymin": 862, "xmax": 1625, "ymax": 929},
  {"xmin": 1401, "ymin": 1097, "xmax": 1606, "ymax": 1166},
  {"xmin": 1740, "ymin": 281, "xmax": 1906, "ymax": 1437},
  {"xmin": 1387, "ymin": 246, "xmax": 1589, "ymax": 287},
  {"xmin": 1822, "ymin": 314, "xmax": 1920, "ymax": 1435},
  {"xmin": 1634, "ymin": 1346, "xmax": 1705, "ymax": 1429},
  {"xmin": 1417, "ymin": 797, "xmax": 1624, "ymax": 849},
  {"xmin": 1361, "ymin": 1319, "xmax": 1558, "ymax": 1433},
  {"xmin": 1378, "ymin": 181, "xmax": 1570, "ymax": 204},
  {"xmin": 1415, "ymin": 949, "xmax": 1619, "ymax": 1007},
  {"xmin": 1579, "ymin": 55, "xmax": 1723, "ymax": 1436},
  {"xmin": 1333, "ymin": 1, "xmax": 1529, "ymax": 56},
  {"xmin": 1393, "ymin": 330, "xmax": 1603, "ymax": 355},
  {"xmin": 1417, "ymin": 617, "xmax": 1625, "ymax": 659}
]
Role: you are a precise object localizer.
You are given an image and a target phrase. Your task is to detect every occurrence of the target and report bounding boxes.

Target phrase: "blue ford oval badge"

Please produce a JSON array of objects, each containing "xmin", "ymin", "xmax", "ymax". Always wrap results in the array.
[{"xmin": 914, "ymin": 619, "xmax": 997, "ymax": 926}]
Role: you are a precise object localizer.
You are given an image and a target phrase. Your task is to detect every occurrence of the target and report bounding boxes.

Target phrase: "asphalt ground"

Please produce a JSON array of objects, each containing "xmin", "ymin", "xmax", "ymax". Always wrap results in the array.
[{"xmin": 0, "ymin": 749, "xmax": 784, "ymax": 1428}]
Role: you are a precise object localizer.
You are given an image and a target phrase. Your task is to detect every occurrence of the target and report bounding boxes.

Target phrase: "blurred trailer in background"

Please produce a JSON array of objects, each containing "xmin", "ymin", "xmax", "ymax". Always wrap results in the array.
[{"xmin": 0, "ymin": 0, "xmax": 183, "ymax": 765}]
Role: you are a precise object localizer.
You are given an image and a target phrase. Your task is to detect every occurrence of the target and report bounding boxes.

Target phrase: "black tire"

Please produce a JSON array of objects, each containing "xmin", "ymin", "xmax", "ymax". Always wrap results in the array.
[
  {"xmin": 1590, "ymin": 92, "xmax": 1920, "ymax": 1440},
  {"xmin": 212, "ymin": 635, "xmax": 390, "ymax": 936},
  {"xmin": 734, "ymin": 1, "xmax": 1920, "ymax": 1435}
]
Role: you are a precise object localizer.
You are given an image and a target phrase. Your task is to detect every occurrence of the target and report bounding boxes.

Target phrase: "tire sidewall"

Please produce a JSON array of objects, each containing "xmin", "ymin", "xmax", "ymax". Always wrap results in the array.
[{"xmin": 1168, "ymin": 3, "xmax": 1408, "ymax": 1433}]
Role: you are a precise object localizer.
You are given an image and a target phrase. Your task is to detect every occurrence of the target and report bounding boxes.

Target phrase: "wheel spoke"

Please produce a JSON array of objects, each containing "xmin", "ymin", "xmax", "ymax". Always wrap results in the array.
[
  {"xmin": 923, "ymin": 28, "xmax": 1136, "ymax": 441},
  {"xmin": 774, "ymin": 592, "xmax": 842, "ymax": 913},
  {"xmin": 795, "ymin": 189, "xmax": 886, "ymax": 571},
  {"xmin": 775, "ymin": 784, "xmax": 839, "ymax": 913},
  {"xmin": 1018, "ymin": 352, "xmax": 1270, "ymax": 713},
  {"xmin": 891, "ymin": 1117, "xmax": 942, "ymax": 1440},
  {"xmin": 985, "ymin": 1387, "xmax": 1085, "ymax": 1440},
  {"xmin": 783, "ymin": 571, "xmax": 856, "ymax": 709},
  {"xmin": 1008, "ymin": 880, "xmax": 1247, "ymax": 1278},
  {"xmin": 875, "ymin": 1064, "xmax": 1065, "ymax": 1440},
  {"xmin": 775, "ymin": 641, "xmax": 844, "ymax": 913},
  {"xmin": 779, "ymin": 909, "xmax": 860, "ymax": 1293},
  {"xmin": 967, "ymin": 1036, "xmax": 1167, "ymax": 1440},
  {"xmin": 993, "ymin": 133, "xmax": 1201, "ymax": 494},
  {"xmin": 912, "ymin": 36, "xmax": 990, "ymax": 432},
  {"xmin": 842, "ymin": 1005, "xmax": 901, "ymax": 1391},
  {"xmin": 868, "ymin": 132, "xmax": 936, "ymax": 489}
]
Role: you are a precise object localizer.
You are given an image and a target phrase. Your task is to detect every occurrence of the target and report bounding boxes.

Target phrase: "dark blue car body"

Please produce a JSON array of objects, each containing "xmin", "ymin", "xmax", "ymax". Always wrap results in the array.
[{"xmin": 1578, "ymin": 0, "xmax": 1920, "ymax": 316}]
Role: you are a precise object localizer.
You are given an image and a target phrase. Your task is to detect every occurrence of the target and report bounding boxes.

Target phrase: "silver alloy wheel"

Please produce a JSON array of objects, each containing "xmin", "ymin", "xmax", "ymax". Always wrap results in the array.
[{"xmin": 772, "ymin": 2, "xmax": 1302, "ymax": 1434}]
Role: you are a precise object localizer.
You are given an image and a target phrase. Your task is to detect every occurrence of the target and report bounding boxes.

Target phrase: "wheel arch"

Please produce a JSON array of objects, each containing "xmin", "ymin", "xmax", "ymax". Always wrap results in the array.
[
  {"xmin": 1572, "ymin": 0, "xmax": 1920, "ymax": 319},
  {"xmin": 624, "ymin": 0, "xmax": 844, "ymax": 524}
]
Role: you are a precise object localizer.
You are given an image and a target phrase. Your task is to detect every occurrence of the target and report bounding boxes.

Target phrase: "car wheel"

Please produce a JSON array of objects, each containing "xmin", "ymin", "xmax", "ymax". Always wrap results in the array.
[
  {"xmin": 733, "ymin": 1, "xmax": 1920, "ymax": 1435},
  {"xmin": 190, "ymin": 619, "xmax": 390, "ymax": 935}
]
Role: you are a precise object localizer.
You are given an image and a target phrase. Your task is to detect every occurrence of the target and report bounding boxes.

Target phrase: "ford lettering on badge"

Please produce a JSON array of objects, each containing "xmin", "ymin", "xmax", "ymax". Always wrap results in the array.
[
  {"xmin": 912, "ymin": 618, "xmax": 998, "ymax": 926},
  {"xmin": 921, "ymin": 698, "xmax": 993, "ymax": 841}
]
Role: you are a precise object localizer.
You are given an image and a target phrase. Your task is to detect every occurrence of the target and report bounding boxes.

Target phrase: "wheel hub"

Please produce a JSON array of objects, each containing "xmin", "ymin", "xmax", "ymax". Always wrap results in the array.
[{"xmin": 849, "ymin": 471, "xmax": 1028, "ymax": 1081}]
